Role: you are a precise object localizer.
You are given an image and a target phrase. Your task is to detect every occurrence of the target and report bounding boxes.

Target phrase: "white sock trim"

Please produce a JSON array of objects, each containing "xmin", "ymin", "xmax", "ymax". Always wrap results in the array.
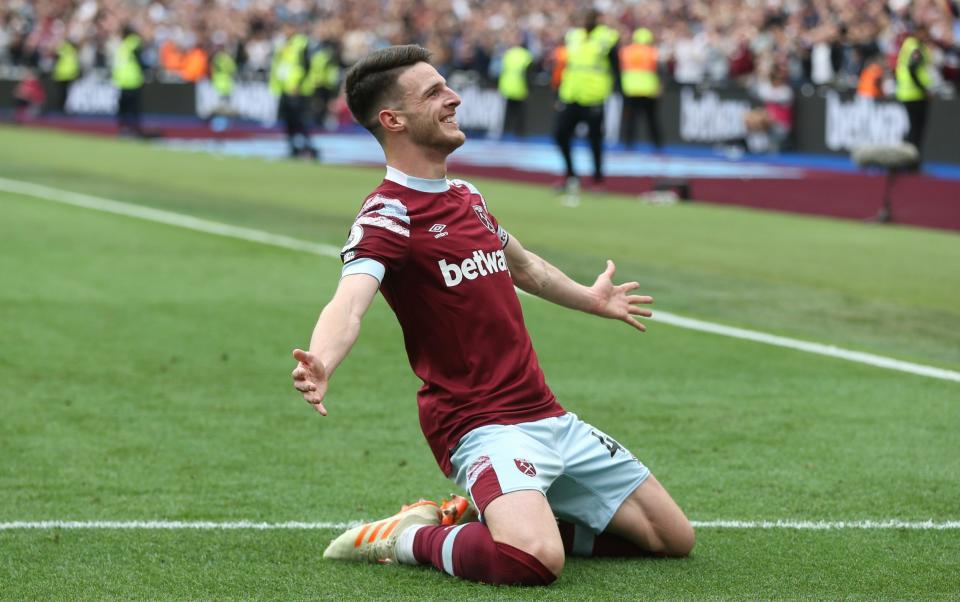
[
  {"xmin": 441, "ymin": 524, "xmax": 468, "ymax": 575},
  {"xmin": 395, "ymin": 524, "xmax": 425, "ymax": 565}
]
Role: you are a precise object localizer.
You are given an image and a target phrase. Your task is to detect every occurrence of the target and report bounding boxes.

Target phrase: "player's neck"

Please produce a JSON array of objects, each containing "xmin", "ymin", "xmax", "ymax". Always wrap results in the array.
[{"xmin": 384, "ymin": 144, "xmax": 449, "ymax": 180}]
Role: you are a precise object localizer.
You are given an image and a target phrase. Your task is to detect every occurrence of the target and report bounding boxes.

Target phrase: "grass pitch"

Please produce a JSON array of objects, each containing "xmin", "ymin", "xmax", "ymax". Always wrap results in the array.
[{"xmin": 1, "ymin": 127, "xmax": 958, "ymax": 600}]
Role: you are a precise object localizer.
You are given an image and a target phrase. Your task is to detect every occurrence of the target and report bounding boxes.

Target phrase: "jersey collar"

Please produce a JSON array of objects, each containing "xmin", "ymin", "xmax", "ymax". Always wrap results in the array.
[{"xmin": 385, "ymin": 165, "xmax": 450, "ymax": 193}]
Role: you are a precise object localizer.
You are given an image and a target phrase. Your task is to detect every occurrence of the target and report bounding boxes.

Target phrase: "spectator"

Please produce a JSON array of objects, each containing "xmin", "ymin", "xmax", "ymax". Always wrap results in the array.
[
  {"xmin": 743, "ymin": 64, "xmax": 794, "ymax": 153},
  {"xmin": 13, "ymin": 67, "xmax": 45, "ymax": 121},
  {"xmin": 672, "ymin": 21, "xmax": 707, "ymax": 85},
  {"xmin": 0, "ymin": 0, "xmax": 953, "ymax": 137},
  {"xmin": 857, "ymin": 54, "xmax": 886, "ymax": 98}
]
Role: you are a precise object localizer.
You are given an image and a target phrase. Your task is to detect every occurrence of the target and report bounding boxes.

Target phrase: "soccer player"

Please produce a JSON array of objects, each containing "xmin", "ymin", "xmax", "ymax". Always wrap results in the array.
[{"xmin": 292, "ymin": 45, "xmax": 694, "ymax": 586}]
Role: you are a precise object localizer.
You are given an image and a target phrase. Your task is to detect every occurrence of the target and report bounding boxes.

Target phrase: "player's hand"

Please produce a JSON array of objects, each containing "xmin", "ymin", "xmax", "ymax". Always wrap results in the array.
[
  {"xmin": 291, "ymin": 348, "xmax": 329, "ymax": 415},
  {"xmin": 589, "ymin": 260, "xmax": 653, "ymax": 332}
]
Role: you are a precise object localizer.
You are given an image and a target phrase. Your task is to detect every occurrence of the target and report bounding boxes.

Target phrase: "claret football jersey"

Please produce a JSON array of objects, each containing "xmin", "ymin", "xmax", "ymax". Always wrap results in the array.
[{"xmin": 340, "ymin": 166, "xmax": 565, "ymax": 475}]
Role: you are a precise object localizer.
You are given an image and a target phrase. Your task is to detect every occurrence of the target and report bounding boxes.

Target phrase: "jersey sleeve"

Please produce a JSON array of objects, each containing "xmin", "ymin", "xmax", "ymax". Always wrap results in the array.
[
  {"xmin": 340, "ymin": 193, "xmax": 411, "ymax": 283},
  {"xmin": 486, "ymin": 210, "xmax": 509, "ymax": 249}
]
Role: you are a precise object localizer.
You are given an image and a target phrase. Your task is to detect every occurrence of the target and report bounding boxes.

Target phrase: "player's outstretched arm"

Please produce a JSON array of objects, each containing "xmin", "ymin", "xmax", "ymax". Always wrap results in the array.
[
  {"xmin": 504, "ymin": 235, "xmax": 653, "ymax": 332},
  {"xmin": 291, "ymin": 273, "xmax": 380, "ymax": 415}
]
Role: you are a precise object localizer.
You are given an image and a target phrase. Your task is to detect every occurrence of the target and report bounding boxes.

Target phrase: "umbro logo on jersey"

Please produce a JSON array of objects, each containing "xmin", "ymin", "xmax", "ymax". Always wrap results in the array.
[
  {"xmin": 429, "ymin": 224, "xmax": 449, "ymax": 239},
  {"xmin": 438, "ymin": 250, "xmax": 508, "ymax": 287}
]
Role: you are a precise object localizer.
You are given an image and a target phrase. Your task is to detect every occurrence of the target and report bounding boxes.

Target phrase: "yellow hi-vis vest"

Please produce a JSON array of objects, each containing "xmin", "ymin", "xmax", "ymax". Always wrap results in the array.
[
  {"xmin": 559, "ymin": 25, "xmax": 619, "ymax": 106},
  {"xmin": 498, "ymin": 46, "xmax": 533, "ymax": 101},
  {"xmin": 270, "ymin": 34, "xmax": 309, "ymax": 96},
  {"xmin": 304, "ymin": 48, "xmax": 340, "ymax": 95},
  {"xmin": 896, "ymin": 36, "xmax": 932, "ymax": 102},
  {"xmin": 211, "ymin": 51, "xmax": 236, "ymax": 96},
  {"xmin": 620, "ymin": 43, "xmax": 659, "ymax": 97},
  {"xmin": 53, "ymin": 42, "xmax": 79, "ymax": 82},
  {"xmin": 321, "ymin": 54, "xmax": 341, "ymax": 90},
  {"xmin": 112, "ymin": 34, "xmax": 144, "ymax": 90}
]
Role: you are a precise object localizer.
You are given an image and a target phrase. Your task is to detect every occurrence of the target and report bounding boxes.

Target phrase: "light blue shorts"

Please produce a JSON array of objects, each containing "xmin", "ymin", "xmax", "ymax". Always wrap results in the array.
[{"xmin": 449, "ymin": 412, "xmax": 650, "ymax": 534}]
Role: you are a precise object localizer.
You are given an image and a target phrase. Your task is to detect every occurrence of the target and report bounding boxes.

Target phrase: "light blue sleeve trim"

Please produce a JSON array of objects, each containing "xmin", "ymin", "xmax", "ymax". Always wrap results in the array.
[{"xmin": 341, "ymin": 258, "xmax": 386, "ymax": 283}]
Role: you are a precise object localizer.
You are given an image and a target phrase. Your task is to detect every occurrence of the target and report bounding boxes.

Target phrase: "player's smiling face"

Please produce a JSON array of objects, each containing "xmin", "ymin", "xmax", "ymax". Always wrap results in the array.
[{"xmin": 396, "ymin": 62, "xmax": 465, "ymax": 154}]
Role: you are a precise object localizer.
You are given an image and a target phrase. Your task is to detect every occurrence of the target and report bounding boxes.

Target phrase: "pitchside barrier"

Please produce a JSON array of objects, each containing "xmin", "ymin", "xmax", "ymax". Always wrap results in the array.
[{"xmin": 2, "ymin": 76, "xmax": 958, "ymax": 165}]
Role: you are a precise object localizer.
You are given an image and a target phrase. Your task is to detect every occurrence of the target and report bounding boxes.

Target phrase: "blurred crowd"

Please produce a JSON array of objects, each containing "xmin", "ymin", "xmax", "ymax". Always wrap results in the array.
[{"xmin": 2, "ymin": 0, "xmax": 958, "ymax": 92}]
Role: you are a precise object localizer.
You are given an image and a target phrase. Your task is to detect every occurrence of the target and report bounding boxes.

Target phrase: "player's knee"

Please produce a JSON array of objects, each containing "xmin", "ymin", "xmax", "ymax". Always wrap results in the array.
[
  {"xmin": 680, "ymin": 521, "xmax": 696, "ymax": 555},
  {"xmin": 493, "ymin": 535, "xmax": 565, "ymax": 579},
  {"xmin": 484, "ymin": 538, "xmax": 563, "ymax": 586},
  {"xmin": 526, "ymin": 538, "xmax": 565, "ymax": 577},
  {"xmin": 658, "ymin": 520, "xmax": 695, "ymax": 558}
]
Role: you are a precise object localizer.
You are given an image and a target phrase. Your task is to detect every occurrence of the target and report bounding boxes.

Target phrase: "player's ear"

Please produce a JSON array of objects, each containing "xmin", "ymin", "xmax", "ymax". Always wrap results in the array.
[{"xmin": 378, "ymin": 108, "xmax": 405, "ymax": 134}]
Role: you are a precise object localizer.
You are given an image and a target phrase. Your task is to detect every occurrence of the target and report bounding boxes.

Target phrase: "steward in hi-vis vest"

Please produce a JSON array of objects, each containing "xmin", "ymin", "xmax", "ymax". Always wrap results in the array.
[
  {"xmin": 557, "ymin": 23, "xmax": 619, "ymax": 106},
  {"xmin": 499, "ymin": 46, "xmax": 533, "ymax": 102},
  {"xmin": 53, "ymin": 40, "xmax": 80, "ymax": 113},
  {"xmin": 554, "ymin": 9, "xmax": 620, "ymax": 196},
  {"xmin": 619, "ymin": 28, "xmax": 662, "ymax": 149},
  {"xmin": 211, "ymin": 48, "xmax": 237, "ymax": 98},
  {"xmin": 112, "ymin": 25, "xmax": 146, "ymax": 136},
  {"xmin": 305, "ymin": 42, "xmax": 341, "ymax": 130},
  {"xmin": 895, "ymin": 29, "xmax": 934, "ymax": 152},
  {"xmin": 497, "ymin": 32, "xmax": 534, "ymax": 138},
  {"xmin": 270, "ymin": 21, "xmax": 319, "ymax": 160}
]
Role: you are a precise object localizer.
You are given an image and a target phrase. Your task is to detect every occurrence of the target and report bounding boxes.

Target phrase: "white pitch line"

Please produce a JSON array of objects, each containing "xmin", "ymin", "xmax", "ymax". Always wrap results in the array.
[
  {"xmin": 648, "ymin": 311, "xmax": 960, "ymax": 383},
  {"xmin": 2, "ymin": 519, "xmax": 959, "ymax": 531},
  {"xmin": 690, "ymin": 519, "xmax": 960, "ymax": 530},
  {"xmin": 2, "ymin": 176, "xmax": 958, "ymax": 384},
  {"xmin": 0, "ymin": 177, "xmax": 342, "ymax": 258}
]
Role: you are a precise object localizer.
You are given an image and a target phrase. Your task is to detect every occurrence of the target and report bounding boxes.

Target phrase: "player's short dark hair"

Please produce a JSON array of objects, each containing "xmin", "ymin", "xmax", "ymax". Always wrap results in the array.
[{"xmin": 345, "ymin": 45, "xmax": 432, "ymax": 140}]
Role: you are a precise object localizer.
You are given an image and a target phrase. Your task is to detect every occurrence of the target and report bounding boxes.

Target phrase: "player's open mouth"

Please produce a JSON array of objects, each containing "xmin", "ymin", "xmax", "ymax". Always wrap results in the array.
[{"xmin": 441, "ymin": 114, "xmax": 458, "ymax": 127}]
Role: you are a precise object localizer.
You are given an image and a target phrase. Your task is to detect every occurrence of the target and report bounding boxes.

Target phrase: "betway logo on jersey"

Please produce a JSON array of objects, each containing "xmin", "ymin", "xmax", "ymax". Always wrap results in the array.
[{"xmin": 438, "ymin": 250, "xmax": 508, "ymax": 287}]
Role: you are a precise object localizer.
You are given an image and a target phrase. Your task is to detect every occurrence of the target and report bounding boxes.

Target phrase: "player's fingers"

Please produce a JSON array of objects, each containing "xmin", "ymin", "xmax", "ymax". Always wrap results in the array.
[
  {"xmin": 627, "ymin": 294, "xmax": 654, "ymax": 304},
  {"xmin": 292, "ymin": 348, "xmax": 314, "ymax": 365},
  {"xmin": 628, "ymin": 306, "xmax": 653, "ymax": 317},
  {"xmin": 619, "ymin": 281, "xmax": 641, "ymax": 293},
  {"xmin": 294, "ymin": 381, "xmax": 315, "ymax": 393},
  {"xmin": 310, "ymin": 401, "xmax": 328, "ymax": 416},
  {"xmin": 603, "ymin": 259, "xmax": 615, "ymax": 278},
  {"xmin": 292, "ymin": 365, "xmax": 306, "ymax": 379},
  {"xmin": 624, "ymin": 316, "xmax": 647, "ymax": 332}
]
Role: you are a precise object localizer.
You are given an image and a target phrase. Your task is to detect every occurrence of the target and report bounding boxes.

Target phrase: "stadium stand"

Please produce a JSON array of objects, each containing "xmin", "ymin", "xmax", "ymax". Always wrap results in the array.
[{"xmin": 2, "ymin": 0, "xmax": 957, "ymax": 93}]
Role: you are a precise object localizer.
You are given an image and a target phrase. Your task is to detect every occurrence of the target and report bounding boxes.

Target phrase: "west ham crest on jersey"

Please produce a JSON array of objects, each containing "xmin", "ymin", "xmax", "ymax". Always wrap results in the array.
[
  {"xmin": 514, "ymin": 458, "xmax": 537, "ymax": 477},
  {"xmin": 472, "ymin": 204, "xmax": 496, "ymax": 233}
]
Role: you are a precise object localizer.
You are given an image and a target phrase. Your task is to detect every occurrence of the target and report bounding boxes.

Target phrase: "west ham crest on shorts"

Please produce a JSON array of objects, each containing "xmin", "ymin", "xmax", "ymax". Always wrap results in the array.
[
  {"xmin": 514, "ymin": 458, "xmax": 537, "ymax": 477},
  {"xmin": 472, "ymin": 205, "xmax": 496, "ymax": 233}
]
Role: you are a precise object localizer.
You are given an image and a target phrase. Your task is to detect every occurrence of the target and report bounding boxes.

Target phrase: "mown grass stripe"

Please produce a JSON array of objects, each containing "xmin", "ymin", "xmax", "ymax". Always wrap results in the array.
[
  {"xmin": 2, "ymin": 175, "xmax": 958, "ymax": 384},
  {"xmin": 2, "ymin": 520, "xmax": 959, "ymax": 530}
]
